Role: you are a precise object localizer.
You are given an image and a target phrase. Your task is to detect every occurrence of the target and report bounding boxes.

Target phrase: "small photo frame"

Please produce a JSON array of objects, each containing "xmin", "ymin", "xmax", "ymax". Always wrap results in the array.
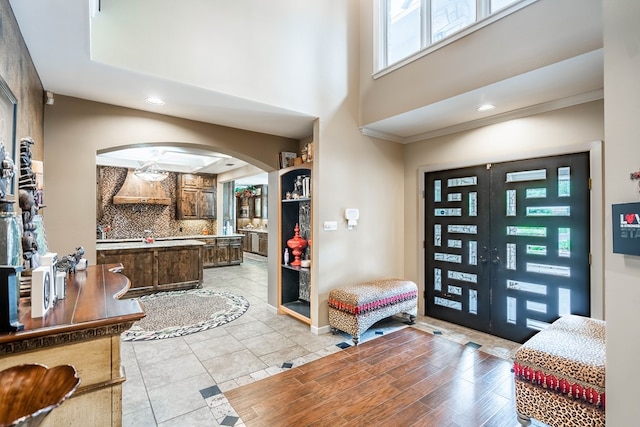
[{"xmin": 279, "ymin": 152, "xmax": 297, "ymax": 169}]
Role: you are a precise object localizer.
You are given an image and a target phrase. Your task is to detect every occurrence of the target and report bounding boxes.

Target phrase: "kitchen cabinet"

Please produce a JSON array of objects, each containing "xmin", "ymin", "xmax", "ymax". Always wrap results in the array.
[
  {"xmin": 238, "ymin": 229, "xmax": 268, "ymax": 257},
  {"xmin": 278, "ymin": 164, "xmax": 312, "ymax": 324},
  {"xmin": 96, "ymin": 240, "xmax": 204, "ymax": 297},
  {"xmin": 199, "ymin": 236, "xmax": 243, "ymax": 267},
  {"xmin": 258, "ymin": 232, "xmax": 268, "ymax": 256},
  {"xmin": 177, "ymin": 173, "xmax": 216, "ymax": 219}
]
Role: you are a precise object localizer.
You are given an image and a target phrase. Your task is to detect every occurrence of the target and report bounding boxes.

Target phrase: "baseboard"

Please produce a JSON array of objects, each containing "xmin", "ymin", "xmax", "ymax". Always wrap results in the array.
[{"xmin": 312, "ymin": 324, "xmax": 331, "ymax": 335}]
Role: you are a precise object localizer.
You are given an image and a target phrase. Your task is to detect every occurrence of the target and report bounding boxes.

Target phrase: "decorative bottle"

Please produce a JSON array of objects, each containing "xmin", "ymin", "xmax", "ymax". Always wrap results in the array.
[{"xmin": 286, "ymin": 223, "xmax": 308, "ymax": 267}]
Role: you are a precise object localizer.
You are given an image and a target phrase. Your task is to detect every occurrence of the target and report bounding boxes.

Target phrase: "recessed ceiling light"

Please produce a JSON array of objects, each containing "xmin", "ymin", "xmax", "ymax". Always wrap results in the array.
[
  {"xmin": 145, "ymin": 97, "xmax": 165, "ymax": 105},
  {"xmin": 477, "ymin": 104, "xmax": 495, "ymax": 112}
]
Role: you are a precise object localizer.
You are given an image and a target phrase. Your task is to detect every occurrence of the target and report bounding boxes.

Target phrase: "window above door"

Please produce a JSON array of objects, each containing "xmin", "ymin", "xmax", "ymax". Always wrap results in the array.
[{"xmin": 375, "ymin": 0, "xmax": 537, "ymax": 76}]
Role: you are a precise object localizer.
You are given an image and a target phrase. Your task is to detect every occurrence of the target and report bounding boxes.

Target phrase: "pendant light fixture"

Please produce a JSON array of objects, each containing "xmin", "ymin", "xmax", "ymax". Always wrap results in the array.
[{"xmin": 134, "ymin": 160, "xmax": 169, "ymax": 182}]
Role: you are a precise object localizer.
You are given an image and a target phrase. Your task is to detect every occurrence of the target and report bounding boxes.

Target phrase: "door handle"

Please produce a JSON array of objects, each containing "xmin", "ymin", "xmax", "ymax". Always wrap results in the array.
[{"xmin": 492, "ymin": 256, "xmax": 501, "ymax": 265}]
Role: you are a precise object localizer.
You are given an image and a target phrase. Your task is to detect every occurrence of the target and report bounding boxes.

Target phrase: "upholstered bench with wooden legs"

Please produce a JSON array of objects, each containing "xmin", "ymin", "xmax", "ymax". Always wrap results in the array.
[
  {"xmin": 513, "ymin": 314, "xmax": 606, "ymax": 427},
  {"xmin": 328, "ymin": 278, "xmax": 418, "ymax": 345}
]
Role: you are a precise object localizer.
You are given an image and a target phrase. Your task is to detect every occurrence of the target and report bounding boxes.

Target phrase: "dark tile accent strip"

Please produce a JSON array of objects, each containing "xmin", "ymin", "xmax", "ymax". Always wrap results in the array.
[
  {"xmin": 199, "ymin": 385, "xmax": 221, "ymax": 399},
  {"xmin": 221, "ymin": 415, "xmax": 239, "ymax": 426}
]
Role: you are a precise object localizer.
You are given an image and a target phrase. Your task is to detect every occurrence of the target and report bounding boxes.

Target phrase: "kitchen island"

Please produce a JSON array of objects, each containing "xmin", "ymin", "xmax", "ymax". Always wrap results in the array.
[
  {"xmin": 96, "ymin": 239, "xmax": 205, "ymax": 297},
  {"xmin": 0, "ymin": 264, "xmax": 144, "ymax": 426}
]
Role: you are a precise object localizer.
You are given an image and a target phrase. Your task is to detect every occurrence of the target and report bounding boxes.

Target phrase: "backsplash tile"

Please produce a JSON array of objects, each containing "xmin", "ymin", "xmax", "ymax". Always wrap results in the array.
[{"xmin": 97, "ymin": 166, "xmax": 215, "ymax": 239}]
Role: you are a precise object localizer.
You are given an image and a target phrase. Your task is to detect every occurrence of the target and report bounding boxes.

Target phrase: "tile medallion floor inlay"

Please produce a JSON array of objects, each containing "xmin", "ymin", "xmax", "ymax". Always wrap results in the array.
[{"xmin": 121, "ymin": 253, "xmax": 530, "ymax": 426}]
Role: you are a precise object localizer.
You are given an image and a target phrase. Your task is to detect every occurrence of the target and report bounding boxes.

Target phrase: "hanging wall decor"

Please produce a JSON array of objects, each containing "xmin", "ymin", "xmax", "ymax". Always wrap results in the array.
[{"xmin": 631, "ymin": 169, "xmax": 640, "ymax": 193}]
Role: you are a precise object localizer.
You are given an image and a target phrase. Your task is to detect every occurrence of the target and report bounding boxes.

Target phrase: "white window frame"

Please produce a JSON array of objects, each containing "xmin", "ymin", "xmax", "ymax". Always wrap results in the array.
[{"xmin": 374, "ymin": 0, "xmax": 539, "ymax": 78}]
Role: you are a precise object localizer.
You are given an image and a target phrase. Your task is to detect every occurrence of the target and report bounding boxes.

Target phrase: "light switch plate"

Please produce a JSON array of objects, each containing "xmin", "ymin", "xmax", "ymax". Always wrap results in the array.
[{"xmin": 323, "ymin": 221, "xmax": 338, "ymax": 231}]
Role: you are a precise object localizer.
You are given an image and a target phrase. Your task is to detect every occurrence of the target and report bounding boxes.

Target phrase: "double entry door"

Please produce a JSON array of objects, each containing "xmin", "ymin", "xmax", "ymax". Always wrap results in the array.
[{"xmin": 425, "ymin": 153, "xmax": 590, "ymax": 343}]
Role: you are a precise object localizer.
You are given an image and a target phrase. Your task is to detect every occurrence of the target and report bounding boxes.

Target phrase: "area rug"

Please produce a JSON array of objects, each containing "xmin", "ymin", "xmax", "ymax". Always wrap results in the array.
[{"xmin": 122, "ymin": 289, "xmax": 250, "ymax": 341}]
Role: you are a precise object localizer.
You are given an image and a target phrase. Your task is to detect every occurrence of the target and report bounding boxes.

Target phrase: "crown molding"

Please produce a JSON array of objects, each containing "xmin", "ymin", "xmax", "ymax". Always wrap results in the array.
[{"xmin": 360, "ymin": 90, "xmax": 604, "ymax": 145}]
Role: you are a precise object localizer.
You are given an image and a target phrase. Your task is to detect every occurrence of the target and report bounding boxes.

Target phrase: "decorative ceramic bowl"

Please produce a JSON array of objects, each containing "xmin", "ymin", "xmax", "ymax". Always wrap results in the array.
[{"xmin": 0, "ymin": 364, "xmax": 80, "ymax": 427}]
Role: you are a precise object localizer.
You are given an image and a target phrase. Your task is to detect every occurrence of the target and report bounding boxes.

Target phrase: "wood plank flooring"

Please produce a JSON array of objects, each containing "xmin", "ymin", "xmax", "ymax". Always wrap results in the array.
[{"xmin": 225, "ymin": 327, "xmax": 523, "ymax": 427}]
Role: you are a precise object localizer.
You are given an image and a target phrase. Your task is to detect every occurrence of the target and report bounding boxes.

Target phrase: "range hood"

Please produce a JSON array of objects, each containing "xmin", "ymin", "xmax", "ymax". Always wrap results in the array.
[{"xmin": 113, "ymin": 169, "xmax": 171, "ymax": 205}]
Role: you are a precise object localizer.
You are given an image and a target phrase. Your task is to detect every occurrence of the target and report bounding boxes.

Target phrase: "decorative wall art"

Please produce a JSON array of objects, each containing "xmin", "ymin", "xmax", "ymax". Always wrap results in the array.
[
  {"xmin": 612, "ymin": 202, "xmax": 640, "ymax": 256},
  {"xmin": 0, "ymin": 75, "xmax": 17, "ymax": 197}
]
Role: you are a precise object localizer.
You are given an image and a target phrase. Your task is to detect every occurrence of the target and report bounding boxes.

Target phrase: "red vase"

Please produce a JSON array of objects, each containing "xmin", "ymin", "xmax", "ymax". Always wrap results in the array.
[{"xmin": 286, "ymin": 223, "xmax": 308, "ymax": 267}]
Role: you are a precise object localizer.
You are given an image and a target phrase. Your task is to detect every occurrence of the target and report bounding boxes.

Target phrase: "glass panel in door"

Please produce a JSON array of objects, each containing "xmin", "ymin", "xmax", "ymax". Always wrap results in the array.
[
  {"xmin": 425, "ymin": 165, "xmax": 491, "ymax": 333},
  {"xmin": 490, "ymin": 153, "xmax": 590, "ymax": 343},
  {"xmin": 424, "ymin": 152, "xmax": 590, "ymax": 343}
]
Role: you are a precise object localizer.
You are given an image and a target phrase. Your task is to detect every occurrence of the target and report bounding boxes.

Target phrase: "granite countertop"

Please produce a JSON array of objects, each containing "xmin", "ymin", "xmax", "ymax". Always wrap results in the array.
[
  {"xmin": 238, "ymin": 228, "xmax": 268, "ymax": 233},
  {"xmin": 96, "ymin": 234, "xmax": 244, "ymax": 244},
  {"xmin": 96, "ymin": 239, "xmax": 206, "ymax": 250}
]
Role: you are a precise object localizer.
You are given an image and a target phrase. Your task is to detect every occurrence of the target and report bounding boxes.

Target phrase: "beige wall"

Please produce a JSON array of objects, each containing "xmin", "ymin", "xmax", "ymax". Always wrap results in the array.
[
  {"xmin": 43, "ymin": 96, "xmax": 298, "ymax": 263},
  {"xmin": 603, "ymin": 1, "xmax": 640, "ymax": 424},
  {"xmin": 403, "ymin": 101, "xmax": 605, "ymax": 318},
  {"xmin": 359, "ymin": 0, "xmax": 602, "ymax": 127}
]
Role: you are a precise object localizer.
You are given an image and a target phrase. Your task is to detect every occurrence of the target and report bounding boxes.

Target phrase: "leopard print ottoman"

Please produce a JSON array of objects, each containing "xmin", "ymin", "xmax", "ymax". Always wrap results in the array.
[
  {"xmin": 513, "ymin": 315, "xmax": 605, "ymax": 426},
  {"xmin": 328, "ymin": 279, "xmax": 418, "ymax": 345}
]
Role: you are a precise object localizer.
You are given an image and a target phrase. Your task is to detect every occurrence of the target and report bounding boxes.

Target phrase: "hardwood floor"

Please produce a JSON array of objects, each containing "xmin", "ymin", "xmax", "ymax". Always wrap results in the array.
[{"xmin": 225, "ymin": 327, "xmax": 523, "ymax": 427}]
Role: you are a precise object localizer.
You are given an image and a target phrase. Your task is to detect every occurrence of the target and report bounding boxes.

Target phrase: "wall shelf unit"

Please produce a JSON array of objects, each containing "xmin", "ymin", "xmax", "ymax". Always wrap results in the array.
[{"xmin": 278, "ymin": 163, "xmax": 313, "ymax": 324}]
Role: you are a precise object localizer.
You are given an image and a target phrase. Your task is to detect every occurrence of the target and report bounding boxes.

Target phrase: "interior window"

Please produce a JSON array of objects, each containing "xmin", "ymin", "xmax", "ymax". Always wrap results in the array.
[
  {"xmin": 378, "ymin": 0, "xmax": 532, "ymax": 73},
  {"xmin": 386, "ymin": 0, "xmax": 421, "ymax": 66},
  {"xmin": 432, "ymin": 0, "xmax": 476, "ymax": 43}
]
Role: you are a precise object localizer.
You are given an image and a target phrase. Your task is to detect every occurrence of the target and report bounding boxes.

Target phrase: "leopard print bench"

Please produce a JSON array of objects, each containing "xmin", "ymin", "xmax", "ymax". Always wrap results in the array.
[
  {"xmin": 328, "ymin": 278, "xmax": 418, "ymax": 345},
  {"xmin": 513, "ymin": 314, "xmax": 605, "ymax": 427}
]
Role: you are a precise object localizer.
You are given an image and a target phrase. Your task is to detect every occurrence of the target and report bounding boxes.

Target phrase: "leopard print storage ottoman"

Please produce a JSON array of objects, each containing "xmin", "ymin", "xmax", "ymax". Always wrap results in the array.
[
  {"xmin": 328, "ymin": 278, "xmax": 417, "ymax": 345},
  {"xmin": 513, "ymin": 315, "xmax": 605, "ymax": 427}
]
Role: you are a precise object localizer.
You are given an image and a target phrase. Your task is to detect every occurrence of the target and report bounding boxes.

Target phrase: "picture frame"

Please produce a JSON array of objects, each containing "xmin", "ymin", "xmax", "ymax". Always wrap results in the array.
[
  {"xmin": 612, "ymin": 202, "xmax": 640, "ymax": 256},
  {"xmin": 0, "ymin": 74, "xmax": 17, "ymax": 197},
  {"xmin": 279, "ymin": 151, "xmax": 297, "ymax": 169}
]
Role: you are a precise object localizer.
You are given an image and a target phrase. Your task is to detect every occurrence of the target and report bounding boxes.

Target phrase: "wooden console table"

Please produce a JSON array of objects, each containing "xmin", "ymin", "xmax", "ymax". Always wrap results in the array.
[{"xmin": 0, "ymin": 264, "xmax": 144, "ymax": 427}]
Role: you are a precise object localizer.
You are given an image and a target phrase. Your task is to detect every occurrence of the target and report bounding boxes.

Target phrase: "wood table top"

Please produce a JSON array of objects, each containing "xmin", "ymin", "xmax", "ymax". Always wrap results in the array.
[{"xmin": 0, "ymin": 264, "xmax": 145, "ymax": 346}]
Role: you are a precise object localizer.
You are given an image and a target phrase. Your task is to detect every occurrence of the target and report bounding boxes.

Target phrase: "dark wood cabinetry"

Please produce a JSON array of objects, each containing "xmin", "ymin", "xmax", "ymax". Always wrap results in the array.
[
  {"xmin": 238, "ymin": 230, "xmax": 268, "ymax": 257},
  {"xmin": 259, "ymin": 232, "xmax": 268, "ymax": 256},
  {"xmin": 200, "ymin": 236, "xmax": 244, "ymax": 267},
  {"xmin": 177, "ymin": 173, "xmax": 216, "ymax": 219},
  {"xmin": 278, "ymin": 164, "xmax": 312, "ymax": 324},
  {"xmin": 96, "ymin": 240, "xmax": 204, "ymax": 297}
]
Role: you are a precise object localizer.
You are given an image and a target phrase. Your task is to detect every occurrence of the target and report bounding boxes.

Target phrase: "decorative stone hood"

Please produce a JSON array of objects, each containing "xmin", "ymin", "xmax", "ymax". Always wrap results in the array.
[{"xmin": 113, "ymin": 169, "xmax": 171, "ymax": 205}]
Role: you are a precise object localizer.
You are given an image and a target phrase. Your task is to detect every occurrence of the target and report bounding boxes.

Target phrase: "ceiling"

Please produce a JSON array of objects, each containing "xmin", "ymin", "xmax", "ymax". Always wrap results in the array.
[{"xmin": 9, "ymin": 1, "xmax": 603, "ymax": 177}]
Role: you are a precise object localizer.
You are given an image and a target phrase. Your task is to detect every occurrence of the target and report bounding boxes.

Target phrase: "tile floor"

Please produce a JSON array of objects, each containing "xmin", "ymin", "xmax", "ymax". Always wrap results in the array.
[{"xmin": 121, "ymin": 254, "xmax": 522, "ymax": 426}]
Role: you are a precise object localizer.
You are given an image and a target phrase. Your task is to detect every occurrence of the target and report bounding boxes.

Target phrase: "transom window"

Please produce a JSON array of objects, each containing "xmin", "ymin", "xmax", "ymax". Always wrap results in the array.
[{"xmin": 377, "ymin": 0, "xmax": 534, "ymax": 74}]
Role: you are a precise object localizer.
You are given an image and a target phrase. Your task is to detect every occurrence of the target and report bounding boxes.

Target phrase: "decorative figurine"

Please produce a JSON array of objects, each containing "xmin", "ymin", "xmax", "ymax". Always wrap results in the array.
[
  {"xmin": 57, "ymin": 247, "xmax": 85, "ymax": 274},
  {"xmin": 0, "ymin": 143, "xmax": 15, "ymax": 201},
  {"xmin": 18, "ymin": 137, "xmax": 40, "ymax": 269},
  {"xmin": 286, "ymin": 223, "xmax": 308, "ymax": 267}
]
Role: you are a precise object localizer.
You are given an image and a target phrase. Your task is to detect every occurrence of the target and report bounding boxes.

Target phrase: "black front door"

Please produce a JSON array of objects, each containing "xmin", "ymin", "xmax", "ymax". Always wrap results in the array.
[{"xmin": 425, "ymin": 152, "xmax": 590, "ymax": 343}]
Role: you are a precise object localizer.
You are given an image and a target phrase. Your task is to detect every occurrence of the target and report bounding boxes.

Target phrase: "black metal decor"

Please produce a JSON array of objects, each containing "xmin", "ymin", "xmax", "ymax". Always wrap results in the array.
[{"xmin": 0, "ymin": 266, "xmax": 23, "ymax": 332}]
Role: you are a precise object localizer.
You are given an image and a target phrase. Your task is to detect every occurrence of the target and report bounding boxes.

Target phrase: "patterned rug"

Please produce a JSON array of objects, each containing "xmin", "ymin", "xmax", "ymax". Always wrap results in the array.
[{"xmin": 122, "ymin": 289, "xmax": 250, "ymax": 341}]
